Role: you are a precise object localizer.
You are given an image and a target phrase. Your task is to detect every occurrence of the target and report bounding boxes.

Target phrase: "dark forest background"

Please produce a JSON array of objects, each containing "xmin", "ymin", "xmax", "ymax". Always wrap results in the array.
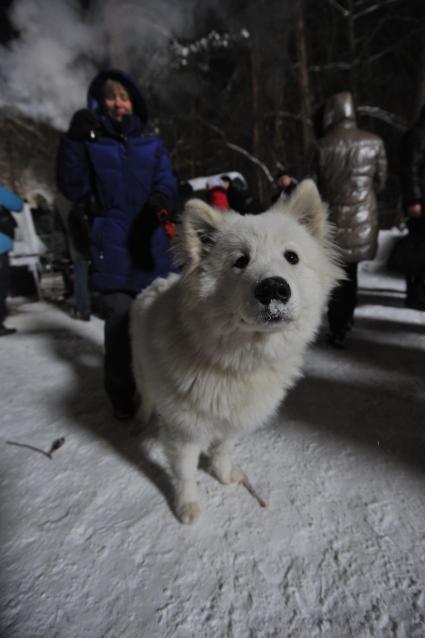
[{"xmin": 1, "ymin": 0, "xmax": 425, "ymax": 225}]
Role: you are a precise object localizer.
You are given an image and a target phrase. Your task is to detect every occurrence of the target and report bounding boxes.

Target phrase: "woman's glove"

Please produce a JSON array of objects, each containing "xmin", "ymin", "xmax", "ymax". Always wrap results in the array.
[
  {"xmin": 128, "ymin": 193, "xmax": 176, "ymax": 271},
  {"xmin": 67, "ymin": 109, "xmax": 99, "ymax": 142},
  {"xmin": 157, "ymin": 209, "xmax": 177, "ymax": 239}
]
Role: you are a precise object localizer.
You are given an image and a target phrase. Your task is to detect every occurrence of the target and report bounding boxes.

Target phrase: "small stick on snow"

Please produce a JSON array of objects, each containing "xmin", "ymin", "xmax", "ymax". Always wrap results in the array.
[
  {"xmin": 240, "ymin": 475, "xmax": 268, "ymax": 508},
  {"xmin": 6, "ymin": 441, "xmax": 52, "ymax": 459},
  {"xmin": 47, "ymin": 437, "xmax": 66, "ymax": 457},
  {"xmin": 6, "ymin": 437, "xmax": 66, "ymax": 460}
]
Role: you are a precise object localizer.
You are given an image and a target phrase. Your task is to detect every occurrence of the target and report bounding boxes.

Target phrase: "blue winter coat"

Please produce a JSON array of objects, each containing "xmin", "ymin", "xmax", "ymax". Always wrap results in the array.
[
  {"xmin": 56, "ymin": 69, "xmax": 177, "ymax": 292},
  {"xmin": 0, "ymin": 183, "xmax": 24, "ymax": 255}
]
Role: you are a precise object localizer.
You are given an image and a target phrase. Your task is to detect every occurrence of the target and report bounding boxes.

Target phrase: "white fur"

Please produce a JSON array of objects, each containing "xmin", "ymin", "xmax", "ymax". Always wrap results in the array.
[{"xmin": 131, "ymin": 180, "xmax": 343, "ymax": 523}]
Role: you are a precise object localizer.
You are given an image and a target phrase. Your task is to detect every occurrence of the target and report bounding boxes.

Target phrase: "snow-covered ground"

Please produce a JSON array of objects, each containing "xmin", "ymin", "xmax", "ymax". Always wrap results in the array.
[{"xmin": 1, "ymin": 233, "xmax": 425, "ymax": 638}]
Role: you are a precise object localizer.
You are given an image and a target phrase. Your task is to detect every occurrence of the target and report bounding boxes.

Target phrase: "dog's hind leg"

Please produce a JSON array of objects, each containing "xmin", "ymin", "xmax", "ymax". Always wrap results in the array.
[
  {"xmin": 208, "ymin": 437, "xmax": 245, "ymax": 485},
  {"xmin": 164, "ymin": 440, "xmax": 202, "ymax": 524}
]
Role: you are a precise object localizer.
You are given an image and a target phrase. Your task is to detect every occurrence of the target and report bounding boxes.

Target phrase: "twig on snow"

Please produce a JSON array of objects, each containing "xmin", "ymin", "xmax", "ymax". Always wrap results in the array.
[
  {"xmin": 240, "ymin": 475, "xmax": 268, "ymax": 508},
  {"xmin": 6, "ymin": 437, "xmax": 66, "ymax": 460}
]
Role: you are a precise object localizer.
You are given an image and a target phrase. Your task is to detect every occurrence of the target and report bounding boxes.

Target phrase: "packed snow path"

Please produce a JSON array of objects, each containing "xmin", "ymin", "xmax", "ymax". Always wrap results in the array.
[{"xmin": 1, "ymin": 263, "xmax": 424, "ymax": 638}]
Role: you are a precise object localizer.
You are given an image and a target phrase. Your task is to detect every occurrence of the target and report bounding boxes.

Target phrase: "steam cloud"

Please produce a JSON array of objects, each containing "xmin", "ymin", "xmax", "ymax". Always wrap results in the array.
[{"xmin": 0, "ymin": 0, "xmax": 199, "ymax": 130}]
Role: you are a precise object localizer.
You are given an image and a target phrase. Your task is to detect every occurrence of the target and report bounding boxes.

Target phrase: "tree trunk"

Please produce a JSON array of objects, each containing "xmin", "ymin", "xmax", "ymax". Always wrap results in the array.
[
  {"xmin": 190, "ymin": 100, "xmax": 201, "ymax": 178},
  {"xmin": 412, "ymin": 28, "xmax": 425, "ymax": 122},
  {"xmin": 4, "ymin": 126, "xmax": 17, "ymax": 192},
  {"xmin": 347, "ymin": 0, "xmax": 357, "ymax": 101},
  {"xmin": 294, "ymin": 2, "xmax": 313, "ymax": 165},
  {"xmin": 274, "ymin": 28, "xmax": 291, "ymax": 164},
  {"xmin": 250, "ymin": 35, "xmax": 264, "ymax": 201}
]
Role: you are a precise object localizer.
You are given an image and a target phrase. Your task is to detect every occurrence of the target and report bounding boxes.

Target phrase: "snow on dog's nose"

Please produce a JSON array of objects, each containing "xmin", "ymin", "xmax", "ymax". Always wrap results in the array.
[{"xmin": 254, "ymin": 277, "xmax": 291, "ymax": 306}]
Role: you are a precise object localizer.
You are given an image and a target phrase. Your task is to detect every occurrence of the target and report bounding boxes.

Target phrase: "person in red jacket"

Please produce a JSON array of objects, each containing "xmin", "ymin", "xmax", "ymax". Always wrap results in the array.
[{"xmin": 206, "ymin": 176, "xmax": 230, "ymax": 211}]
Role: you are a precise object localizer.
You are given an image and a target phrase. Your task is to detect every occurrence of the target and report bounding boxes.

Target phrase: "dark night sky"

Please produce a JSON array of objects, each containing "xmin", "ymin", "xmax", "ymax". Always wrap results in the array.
[
  {"xmin": 0, "ymin": 0, "xmax": 91, "ymax": 44},
  {"xmin": 0, "ymin": 1, "xmax": 18, "ymax": 44}
]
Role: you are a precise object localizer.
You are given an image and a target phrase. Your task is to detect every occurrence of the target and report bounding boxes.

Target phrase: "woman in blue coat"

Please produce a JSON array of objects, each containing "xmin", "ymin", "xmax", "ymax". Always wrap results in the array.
[{"xmin": 57, "ymin": 69, "xmax": 177, "ymax": 419}]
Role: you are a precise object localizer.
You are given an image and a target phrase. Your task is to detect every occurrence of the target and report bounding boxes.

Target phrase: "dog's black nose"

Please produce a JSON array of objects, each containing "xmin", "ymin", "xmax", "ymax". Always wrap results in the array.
[{"xmin": 254, "ymin": 277, "xmax": 291, "ymax": 305}]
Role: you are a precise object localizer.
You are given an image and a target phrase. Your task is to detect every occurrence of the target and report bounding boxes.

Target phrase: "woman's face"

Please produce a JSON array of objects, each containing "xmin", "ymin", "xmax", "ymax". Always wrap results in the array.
[{"xmin": 103, "ymin": 81, "xmax": 133, "ymax": 121}]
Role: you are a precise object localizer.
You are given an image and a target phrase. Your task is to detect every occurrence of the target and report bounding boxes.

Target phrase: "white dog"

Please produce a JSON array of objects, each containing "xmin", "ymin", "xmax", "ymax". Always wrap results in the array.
[{"xmin": 131, "ymin": 180, "xmax": 342, "ymax": 523}]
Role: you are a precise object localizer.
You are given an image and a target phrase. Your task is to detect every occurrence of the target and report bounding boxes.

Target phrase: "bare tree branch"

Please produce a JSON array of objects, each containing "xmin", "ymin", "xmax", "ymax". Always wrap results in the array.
[
  {"xmin": 197, "ymin": 118, "xmax": 274, "ymax": 183},
  {"xmin": 326, "ymin": 0, "xmax": 349, "ymax": 18},
  {"xmin": 265, "ymin": 109, "xmax": 312, "ymax": 127},
  {"xmin": 308, "ymin": 61, "xmax": 357, "ymax": 72},
  {"xmin": 3, "ymin": 113, "xmax": 44, "ymax": 141},
  {"xmin": 357, "ymin": 12, "xmax": 392, "ymax": 57},
  {"xmin": 353, "ymin": 0, "xmax": 398, "ymax": 21},
  {"xmin": 307, "ymin": 18, "xmax": 425, "ymax": 73},
  {"xmin": 367, "ymin": 23, "xmax": 425, "ymax": 64},
  {"xmin": 357, "ymin": 105, "xmax": 407, "ymax": 131}
]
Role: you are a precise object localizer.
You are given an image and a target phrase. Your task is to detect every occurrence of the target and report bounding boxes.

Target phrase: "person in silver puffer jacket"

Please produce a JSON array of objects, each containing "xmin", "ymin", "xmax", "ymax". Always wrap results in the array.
[{"xmin": 316, "ymin": 91, "xmax": 387, "ymax": 347}]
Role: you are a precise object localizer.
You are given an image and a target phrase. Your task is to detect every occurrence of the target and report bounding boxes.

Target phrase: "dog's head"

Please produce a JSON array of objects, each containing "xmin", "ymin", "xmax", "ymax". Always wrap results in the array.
[{"xmin": 175, "ymin": 180, "xmax": 343, "ymax": 336}]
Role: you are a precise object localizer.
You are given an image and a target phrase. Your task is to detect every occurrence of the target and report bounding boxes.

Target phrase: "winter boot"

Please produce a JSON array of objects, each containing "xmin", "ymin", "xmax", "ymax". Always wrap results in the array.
[{"xmin": 0, "ymin": 325, "xmax": 17, "ymax": 337}]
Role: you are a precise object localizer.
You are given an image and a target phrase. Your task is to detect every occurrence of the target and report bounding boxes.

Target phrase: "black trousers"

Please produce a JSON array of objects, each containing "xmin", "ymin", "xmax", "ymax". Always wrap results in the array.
[
  {"xmin": 327, "ymin": 262, "xmax": 358, "ymax": 336},
  {"xmin": 102, "ymin": 291, "xmax": 136, "ymax": 409},
  {"xmin": 0, "ymin": 253, "xmax": 10, "ymax": 326},
  {"xmin": 407, "ymin": 214, "xmax": 425, "ymax": 240},
  {"xmin": 406, "ymin": 215, "xmax": 425, "ymax": 302}
]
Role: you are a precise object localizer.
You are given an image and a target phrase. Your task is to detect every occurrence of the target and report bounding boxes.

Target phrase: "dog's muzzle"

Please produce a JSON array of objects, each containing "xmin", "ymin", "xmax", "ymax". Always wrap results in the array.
[{"xmin": 254, "ymin": 277, "xmax": 291, "ymax": 305}]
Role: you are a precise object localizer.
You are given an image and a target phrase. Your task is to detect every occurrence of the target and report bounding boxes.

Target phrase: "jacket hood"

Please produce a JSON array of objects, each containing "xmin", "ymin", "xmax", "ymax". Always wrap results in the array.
[
  {"xmin": 87, "ymin": 69, "xmax": 148, "ymax": 126},
  {"xmin": 323, "ymin": 91, "xmax": 356, "ymax": 132}
]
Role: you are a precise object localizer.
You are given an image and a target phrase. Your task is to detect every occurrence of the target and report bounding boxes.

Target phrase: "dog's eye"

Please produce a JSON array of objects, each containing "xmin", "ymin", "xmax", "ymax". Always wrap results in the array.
[
  {"xmin": 199, "ymin": 232, "xmax": 215, "ymax": 247},
  {"xmin": 233, "ymin": 255, "xmax": 250, "ymax": 269},
  {"xmin": 284, "ymin": 250, "xmax": 299, "ymax": 265}
]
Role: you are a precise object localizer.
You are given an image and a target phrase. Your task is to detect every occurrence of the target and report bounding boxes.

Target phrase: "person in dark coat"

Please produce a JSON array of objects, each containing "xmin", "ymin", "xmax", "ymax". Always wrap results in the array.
[
  {"xmin": 220, "ymin": 175, "xmax": 246, "ymax": 213},
  {"xmin": 206, "ymin": 176, "xmax": 230, "ymax": 211},
  {"xmin": 0, "ymin": 183, "xmax": 23, "ymax": 336},
  {"xmin": 399, "ymin": 105, "xmax": 425, "ymax": 310},
  {"xmin": 55, "ymin": 192, "xmax": 92, "ymax": 321},
  {"xmin": 270, "ymin": 169, "xmax": 298, "ymax": 204},
  {"xmin": 316, "ymin": 91, "xmax": 387, "ymax": 347},
  {"xmin": 56, "ymin": 69, "xmax": 177, "ymax": 419}
]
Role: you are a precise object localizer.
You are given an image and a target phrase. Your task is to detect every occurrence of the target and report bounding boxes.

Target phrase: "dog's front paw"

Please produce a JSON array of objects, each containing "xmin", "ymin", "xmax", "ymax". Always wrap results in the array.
[
  {"xmin": 176, "ymin": 501, "xmax": 201, "ymax": 525},
  {"xmin": 228, "ymin": 464, "xmax": 246, "ymax": 484},
  {"xmin": 213, "ymin": 462, "xmax": 246, "ymax": 485}
]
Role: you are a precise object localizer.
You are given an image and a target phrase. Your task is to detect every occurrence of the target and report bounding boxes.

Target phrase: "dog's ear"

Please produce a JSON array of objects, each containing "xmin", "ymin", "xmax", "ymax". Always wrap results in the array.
[
  {"xmin": 175, "ymin": 198, "xmax": 226, "ymax": 270},
  {"xmin": 285, "ymin": 179, "xmax": 328, "ymax": 241}
]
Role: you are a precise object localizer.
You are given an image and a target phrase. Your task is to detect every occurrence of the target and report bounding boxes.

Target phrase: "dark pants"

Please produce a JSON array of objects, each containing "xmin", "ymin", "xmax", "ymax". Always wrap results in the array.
[
  {"xmin": 407, "ymin": 215, "xmax": 425, "ymax": 240},
  {"xmin": 406, "ymin": 274, "xmax": 425, "ymax": 303},
  {"xmin": 327, "ymin": 262, "xmax": 358, "ymax": 336},
  {"xmin": 102, "ymin": 291, "xmax": 136, "ymax": 410},
  {"xmin": 406, "ymin": 216, "xmax": 425, "ymax": 303},
  {"xmin": 0, "ymin": 253, "xmax": 10, "ymax": 326}
]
